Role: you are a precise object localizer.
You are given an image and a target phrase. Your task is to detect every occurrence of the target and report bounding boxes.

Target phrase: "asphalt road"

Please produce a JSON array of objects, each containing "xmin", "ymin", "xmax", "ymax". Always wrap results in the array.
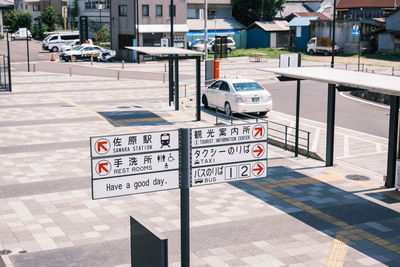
[
  {"xmin": 0, "ymin": 39, "xmax": 48, "ymax": 62},
  {"xmin": 262, "ymin": 80, "xmax": 389, "ymax": 138}
]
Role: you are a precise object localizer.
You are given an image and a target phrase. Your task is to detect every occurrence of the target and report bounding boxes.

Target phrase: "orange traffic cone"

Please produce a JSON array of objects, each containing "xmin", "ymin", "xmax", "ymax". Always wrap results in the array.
[{"xmin": 50, "ymin": 53, "xmax": 55, "ymax": 61}]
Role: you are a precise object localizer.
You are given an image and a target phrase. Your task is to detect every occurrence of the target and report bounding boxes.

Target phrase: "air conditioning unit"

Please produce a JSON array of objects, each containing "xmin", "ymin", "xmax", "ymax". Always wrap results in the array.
[
  {"xmin": 346, "ymin": 13, "xmax": 353, "ymax": 20},
  {"xmin": 395, "ymin": 160, "xmax": 400, "ymax": 190}
]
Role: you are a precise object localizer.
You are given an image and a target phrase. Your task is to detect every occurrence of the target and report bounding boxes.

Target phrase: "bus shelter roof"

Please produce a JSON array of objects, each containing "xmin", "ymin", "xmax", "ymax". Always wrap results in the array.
[
  {"xmin": 260, "ymin": 67, "xmax": 400, "ymax": 96},
  {"xmin": 125, "ymin": 46, "xmax": 203, "ymax": 56}
]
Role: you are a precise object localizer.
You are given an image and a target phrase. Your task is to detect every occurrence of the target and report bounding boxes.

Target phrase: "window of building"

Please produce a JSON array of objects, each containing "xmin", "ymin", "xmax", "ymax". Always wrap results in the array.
[
  {"xmin": 119, "ymin": 34, "xmax": 135, "ymax": 49},
  {"xmin": 33, "ymin": 4, "xmax": 40, "ymax": 11},
  {"xmin": 119, "ymin": 5, "xmax": 127, "ymax": 16},
  {"xmin": 142, "ymin": 5, "xmax": 149, "ymax": 16},
  {"xmin": 156, "ymin": 5, "xmax": 162, "ymax": 17},
  {"xmin": 187, "ymin": 8, "xmax": 199, "ymax": 19},
  {"xmin": 296, "ymin": 26, "xmax": 301, "ymax": 37},
  {"xmin": 85, "ymin": 0, "xmax": 110, "ymax": 10},
  {"xmin": 169, "ymin": 5, "xmax": 176, "ymax": 17}
]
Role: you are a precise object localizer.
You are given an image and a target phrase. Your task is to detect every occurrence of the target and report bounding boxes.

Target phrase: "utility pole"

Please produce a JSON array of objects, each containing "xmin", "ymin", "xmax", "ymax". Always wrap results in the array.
[{"xmin": 261, "ymin": 0, "xmax": 264, "ymax": 21}]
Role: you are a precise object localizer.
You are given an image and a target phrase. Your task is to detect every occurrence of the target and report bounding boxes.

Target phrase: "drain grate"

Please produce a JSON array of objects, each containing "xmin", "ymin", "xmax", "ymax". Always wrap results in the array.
[
  {"xmin": 0, "ymin": 249, "xmax": 11, "ymax": 255},
  {"xmin": 346, "ymin": 174, "xmax": 370, "ymax": 181}
]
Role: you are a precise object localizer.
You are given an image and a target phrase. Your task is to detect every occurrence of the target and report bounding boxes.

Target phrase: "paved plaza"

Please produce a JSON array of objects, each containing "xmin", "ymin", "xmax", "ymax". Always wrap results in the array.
[{"xmin": 0, "ymin": 59, "xmax": 399, "ymax": 266}]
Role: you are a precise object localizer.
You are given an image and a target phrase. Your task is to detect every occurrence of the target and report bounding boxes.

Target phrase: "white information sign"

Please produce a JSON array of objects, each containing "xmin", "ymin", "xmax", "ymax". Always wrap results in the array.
[
  {"xmin": 191, "ymin": 142, "xmax": 267, "ymax": 167},
  {"xmin": 192, "ymin": 160, "xmax": 267, "ymax": 186},
  {"xmin": 91, "ymin": 130, "xmax": 179, "ymax": 158},
  {"xmin": 92, "ymin": 150, "xmax": 179, "ymax": 179},
  {"xmin": 19, "ymin": 28, "xmax": 27, "ymax": 38},
  {"xmin": 190, "ymin": 123, "xmax": 268, "ymax": 187},
  {"xmin": 92, "ymin": 170, "xmax": 179, "ymax": 199},
  {"xmin": 161, "ymin": 38, "xmax": 169, "ymax": 47},
  {"xmin": 91, "ymin": 130, "xmax": 180, "ymax": 199},
  {"xmin": 279, "ymin": 53, "xmax": 300, "ymax": 68},
  {"xmin": 191, "ymin": 123, "xmax": 267, "ymax": 147}
]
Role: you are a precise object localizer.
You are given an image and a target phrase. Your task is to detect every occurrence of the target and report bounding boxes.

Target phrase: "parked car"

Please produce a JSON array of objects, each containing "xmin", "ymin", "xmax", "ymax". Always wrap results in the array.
[
  {"xmin": 59, "ymin": 44, "xmax": 116, "ymax": 62},
  {"xmin": 307, "ymin": 37, "xmax": 339, "ymax": 56},
  {"xmin": 11, "ymin": 30, "xmax": 32, "ymax": 40},
  {"xmin": 192, "ymin": 37, "xmax": 236, "ymax": 53},
  {"xmin": 202, "ymin": 78, "xmax": 273, "ymax": 116},
  {"xmin": 42, "ymin": 31, "xmax": 80, "ymax": 52}
]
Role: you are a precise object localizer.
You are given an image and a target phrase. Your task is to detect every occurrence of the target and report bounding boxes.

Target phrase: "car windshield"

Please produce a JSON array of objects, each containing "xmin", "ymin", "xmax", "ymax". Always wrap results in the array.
[
  {"xmin": 73, "ymin": 45, "xmax": 84, "ymax": 51},
  {"xmin": 233, "ymin": 82, "xmax": 265, "ymax": 92}
]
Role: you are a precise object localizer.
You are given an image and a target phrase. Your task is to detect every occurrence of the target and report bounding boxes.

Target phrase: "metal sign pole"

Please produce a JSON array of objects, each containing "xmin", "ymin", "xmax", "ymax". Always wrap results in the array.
[
  {"xmin": 358, "ymin": 27, "xmax": 361, "ymax": 71},
  {"xmin": 169, "ymin": 57, "xmax": 174, "ymax": 106},
  {"xmin": 26, "ymin": 33, "xmax": 30, "ymax": 72},
  {"xmin": 196, "ymin": 57, "xmax": 201, "ymax": 121},
  {"xmin": 179, "ymin": 128, "xmax": 190, "ymax": 267},
  {"xmin": 6, "ymin": 31, "xmax": 12, "ymax": 92},
  {"xmin": 295, "ymin": 53, "xmax": 301, "ymax": 157}
]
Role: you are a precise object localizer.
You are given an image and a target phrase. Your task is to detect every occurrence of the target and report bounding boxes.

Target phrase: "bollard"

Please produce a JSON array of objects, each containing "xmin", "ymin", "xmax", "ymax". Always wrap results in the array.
[
  {"xmin": 362, "ymin": 64, "xmax": 364, "ymax": 72},
  {"xmin": 163, "ymin": 72, "xmax": 165, "ymax": 84},
  {"xmin": 33, "ymin": 64, "xmax": 36, "ymax": 73},
  {"xmin": 185, "ymin": 84, "xmax": 187, "ymax": 97},
  {"xmin": 345, "ymin": 64, "xmax": 347, "ymax": 70},
  {"xmin": 117, "ymin": 71, "xmax": 120, "ymax": 80},
  {"xmin": 393, "ymin": 67, "xmax": 395, "ymax": 76},
  {"xmin": 91, "ymin": 56, "xmax": 93, "ymax": 66},
  {"xmin": 69, "ymin": 66, "xmax": 72, "ymax": 77},
  {"xmin": 372, "ymin": 70, "xmax": 374, "ymax": 73},
  {"xmin": 122, "ymin": 60, "xmax": 125, "ymax": 69},
  {"xmin": 164, "ymin": 63, "xmax": 166, "ymax": 72}
]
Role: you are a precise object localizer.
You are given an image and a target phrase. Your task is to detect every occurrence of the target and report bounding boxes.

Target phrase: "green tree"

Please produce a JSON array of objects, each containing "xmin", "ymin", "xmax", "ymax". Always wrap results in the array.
[
  {"xmin": 68, "ymin": 0, "xmax": 80, "ymax": 29},
  {"xmin": 4, "ymin": 10, "xmax": 33, "ymax": 32},
  {"xmin": 232, "ymin": 0, "xmax": 285, "ymax": 26},
  {"xmin": 42, "ymin": 6, "xmax": 58, "ymax": 31},
  {"xmin": 93, "ymin": 24, "xmax": 110, "ymax": 44}
]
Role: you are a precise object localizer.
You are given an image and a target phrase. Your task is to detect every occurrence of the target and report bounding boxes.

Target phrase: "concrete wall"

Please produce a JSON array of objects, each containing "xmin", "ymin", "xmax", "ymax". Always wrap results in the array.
[{"xmin": 378, "ymin": 33, "xmax": 395, "ymax": 53}]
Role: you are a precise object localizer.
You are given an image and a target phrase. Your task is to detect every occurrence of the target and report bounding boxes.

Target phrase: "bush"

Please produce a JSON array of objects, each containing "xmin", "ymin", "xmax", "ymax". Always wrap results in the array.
[
  {"xmin": 93, "ymin": 24, "xmax": 110, "ymax": 44},
  {"xmin": 4, "ymin": 10, "xmax": 33, "ymax": 32}
]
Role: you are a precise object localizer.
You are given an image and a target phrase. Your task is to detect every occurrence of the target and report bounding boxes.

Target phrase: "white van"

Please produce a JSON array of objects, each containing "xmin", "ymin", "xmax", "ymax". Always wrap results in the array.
[{"xmin": 42, "ymin": 32, "xmax": 80, "ymax": 52}]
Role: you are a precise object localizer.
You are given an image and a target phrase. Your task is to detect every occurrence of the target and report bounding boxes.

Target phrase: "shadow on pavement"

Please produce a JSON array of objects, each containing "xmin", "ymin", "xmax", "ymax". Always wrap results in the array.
[
  {"xmin": 231, "ymin": 166, "xmax": 400, "ymax": 266},
  {"xmin": 98, "ymin": 110, "xmax": 172, "ymax": 127}
]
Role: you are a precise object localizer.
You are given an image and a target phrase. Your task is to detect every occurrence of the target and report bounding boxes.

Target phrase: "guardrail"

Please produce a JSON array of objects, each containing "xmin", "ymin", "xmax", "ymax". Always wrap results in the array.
[{"xmin": 211, "ymin": 105, "xmax": 310, "ymax": 157}]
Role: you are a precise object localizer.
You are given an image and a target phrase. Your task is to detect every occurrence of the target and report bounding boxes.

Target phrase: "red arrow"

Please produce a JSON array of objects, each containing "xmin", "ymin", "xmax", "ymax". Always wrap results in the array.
[
  {"xmin": 97, "ymin": 141, "xmax": 108, "ymax": 153},
  {"xmin": 254, "ymin": 126, "xmax": 263, "ymax": 137},
  {"xmin": 253, "ymin": 163, "xmax": 264, "ymax": 176},
  {"xmin": 98, "ymin": 162, "xmax": 109, "ymax": 174},
  {"xmin": 253, "ymin": 145, "xmax": 264, "ymax": 157}
]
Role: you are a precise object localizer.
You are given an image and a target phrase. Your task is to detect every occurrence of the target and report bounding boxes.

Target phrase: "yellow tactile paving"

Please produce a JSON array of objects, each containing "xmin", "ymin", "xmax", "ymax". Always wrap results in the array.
[{"xmin": 325, "ymin": 233, "xmax": 350, "ymax": 267}]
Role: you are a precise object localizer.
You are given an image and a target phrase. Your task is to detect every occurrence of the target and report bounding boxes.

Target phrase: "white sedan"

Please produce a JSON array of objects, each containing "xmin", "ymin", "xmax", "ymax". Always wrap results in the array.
[{"xmin": 202, "ymin": 79, "xmax": 273, "ymax": 116}]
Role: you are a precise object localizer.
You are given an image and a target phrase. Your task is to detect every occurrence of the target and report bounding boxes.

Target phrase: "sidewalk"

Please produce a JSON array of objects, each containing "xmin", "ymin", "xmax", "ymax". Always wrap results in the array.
[{"xmin": 0, "ymin": 68, "xmax": 399, "ymax": 267}]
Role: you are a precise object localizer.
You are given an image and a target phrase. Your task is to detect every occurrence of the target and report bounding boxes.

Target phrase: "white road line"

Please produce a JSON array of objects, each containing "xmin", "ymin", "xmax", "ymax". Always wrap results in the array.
[
  {"xmin": 344, "ymin": 135, "xmax": 350, "ymax": 158},
  {"xmin": 335, "ymin": 159, "xmax": 383, "ymax": 177},
  {"xmin": 336, "ymin": 150, "xmax": 387, "ymax": 160},
  {"xmin": 339, "ymin": 92, "xmax": 389, "ymax": 109},
  {"xmin": 311, "ymin": 127, "xmax": 320, "ymax": 152}
]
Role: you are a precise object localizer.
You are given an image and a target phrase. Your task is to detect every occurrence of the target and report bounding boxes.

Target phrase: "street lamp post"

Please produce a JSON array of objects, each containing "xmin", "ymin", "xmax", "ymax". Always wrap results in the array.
[{"xmin": 97, "ymin": 3, "xmax": 105, "ymax": 29}]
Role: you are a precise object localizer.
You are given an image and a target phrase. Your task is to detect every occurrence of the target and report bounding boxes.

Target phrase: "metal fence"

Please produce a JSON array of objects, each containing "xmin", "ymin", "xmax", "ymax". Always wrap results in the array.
[
  {"xmin": 0, "ymin": 54, "xmax": 11, "ymax": 91},
  {"xmin": 211, "ymin": 106, "xmax": 311, "ymax": 157}
]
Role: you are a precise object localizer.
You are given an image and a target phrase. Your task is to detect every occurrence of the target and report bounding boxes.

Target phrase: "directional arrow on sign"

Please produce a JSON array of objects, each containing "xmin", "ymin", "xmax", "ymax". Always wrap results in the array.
[
  {"xmin": 96, "ymin": 160, "xmax": 111, "ymax": 176},
  {"xmin": 253, "ymin": 125, "xmax": 265, "ymax": 139},
  {"xmin": 95, "ymin": 139, "xmax": 110, "ymax": 155},
  {"xmin": 252, "ymin": 162, "xmax": 264, "ymax": 176},
  {"xmin": 252, "ymin": 144, "xmax": 265, "ymax": 157}
]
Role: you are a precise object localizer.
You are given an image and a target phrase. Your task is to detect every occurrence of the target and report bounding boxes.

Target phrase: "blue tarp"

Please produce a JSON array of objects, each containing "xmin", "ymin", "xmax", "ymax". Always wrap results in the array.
[{"xmin": 288, "ymin": 17, "xmax": 319, "ymax": 27}]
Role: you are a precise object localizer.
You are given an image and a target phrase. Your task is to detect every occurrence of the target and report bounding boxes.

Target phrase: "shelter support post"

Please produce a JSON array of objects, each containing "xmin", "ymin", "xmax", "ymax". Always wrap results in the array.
[
  {"xmin": 196, "ymin": 57, "xmax": 201, "ymax": 121},
  {"xmin": 386, "ymin": 95, "xmax": 399, "ymax": 188},
  {"xmin": 295, "ymin": 80, "xmax": 301, "ymax": 157},
  {"xmin": 169, "ymin": 57, "xmax": 174, "ymax": 106},
  {"xmin": 326, "ymin": 83, "xmax": 336, "ymax": 166},
  {"xmin": 174, "ymin": 58, "xmax": 179, "ymax": 110}
]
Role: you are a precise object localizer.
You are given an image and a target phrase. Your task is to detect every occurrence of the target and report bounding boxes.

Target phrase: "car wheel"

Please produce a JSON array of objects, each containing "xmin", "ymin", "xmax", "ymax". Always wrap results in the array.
[
  {"xmin": 258, "ymin": 111, "xmax": 267, "ymax": 117},
  {"xmin": 64, "ymin": 58, "xmax": 69, "ymax": 62},
  {"xmin": 309, "ymin": 50, "xmax": 314, "ymax": 55},
  {"xmin": 71, "ymin": 56, "xmax": 77, "ymax": 62},
  {"xmin": 324, "ymin": 51, "xmax": 329, "ymax": 56},
  {"xmin": 224, "ymin": 102, "xmax": 232, "ymax": 116},
  {"xmin": 202, "ymin": 95, "xmax": 209, "ymax": 109},
  {"xmin": 51, "ymin": 47, "xmax": 58, "ymax": 52},
  {"xmin": 227, "ymin": 48, "xmax": 232, "ymax": 54},
  {"xmin": 11, "ymin": 37, "xmax": 15, "ymax": 41}
]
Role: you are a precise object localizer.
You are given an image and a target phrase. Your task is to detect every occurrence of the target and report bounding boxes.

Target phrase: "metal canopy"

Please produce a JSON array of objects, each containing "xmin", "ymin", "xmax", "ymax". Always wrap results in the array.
[
  {"xmin": 125, "ymin": 46, "xmax": 203, "ymax": 55},
  {"xmin": 261, "ymin": 67, "xmax": 400, "ymax": 96}
]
